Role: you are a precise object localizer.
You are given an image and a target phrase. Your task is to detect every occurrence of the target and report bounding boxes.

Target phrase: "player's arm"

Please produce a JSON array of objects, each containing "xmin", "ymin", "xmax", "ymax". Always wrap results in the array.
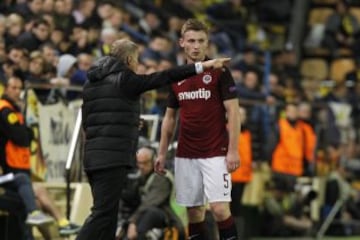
[
  {"xmin": 155, "ymin": 107, "xmax": 177, "ymax": 174},
  {"xmin": 219, "ymin": 67, "xmax": 240, "ymax": 172},
  {"xmin": 224, "ymin": 99, "xmax": 240, "ymax": 172}
]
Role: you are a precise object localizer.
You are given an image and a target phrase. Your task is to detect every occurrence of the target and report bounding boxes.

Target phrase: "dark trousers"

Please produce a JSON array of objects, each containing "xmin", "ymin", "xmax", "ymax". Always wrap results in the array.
[
  {"xmin": 0, "ymin": 188, "xmax": 34, "ymax": 240},
  {"xmin": 76, "ymin": 167, "xmax": 129, "ymax": 240},
  {"xmin": 136, "ymin": 206, "xmax": 167, "ymax": 239},
  {"xmin": 231, "ymin": 182, "xmax": 260, "ymax": 240},
  {"xmin": 4, "ymin": 173, "xmax": 37, "ymax": 213},
  {"xmin": 230, "ymin": 182, "xmax": 245, "ymax": 216}
]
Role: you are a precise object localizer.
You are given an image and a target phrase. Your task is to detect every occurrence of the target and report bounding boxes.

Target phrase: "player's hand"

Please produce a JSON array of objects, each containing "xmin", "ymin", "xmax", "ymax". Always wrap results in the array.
[
  {"xmin": 154, "ymin": 155, "xmax": 167, "ymax": 175},
  {"xmin": 202, "ymin": 58, "xmax": 231, "ymax": 70},
  {"xmin": 226, "ymin": 150, "xmax": 240, "ymax": 173}
]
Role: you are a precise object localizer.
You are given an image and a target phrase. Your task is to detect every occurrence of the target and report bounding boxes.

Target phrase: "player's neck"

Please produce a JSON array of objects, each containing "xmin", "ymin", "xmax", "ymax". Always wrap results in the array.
[{"xmin": 186, "ymin": 57, "xmax": 205, "ymax": 64}]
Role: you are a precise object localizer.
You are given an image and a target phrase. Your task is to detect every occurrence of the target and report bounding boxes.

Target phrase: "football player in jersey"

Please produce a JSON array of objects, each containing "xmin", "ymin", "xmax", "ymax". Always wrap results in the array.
[{"xmin": 155, "ymin": 19, "xmax": 240, "ymax": 240}]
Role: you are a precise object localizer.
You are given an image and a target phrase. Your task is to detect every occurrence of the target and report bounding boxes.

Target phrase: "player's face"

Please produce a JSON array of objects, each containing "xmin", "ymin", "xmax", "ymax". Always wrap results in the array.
[{"xmin": 180, "ymin": 30, "xmax": 208, "ymax": 62}]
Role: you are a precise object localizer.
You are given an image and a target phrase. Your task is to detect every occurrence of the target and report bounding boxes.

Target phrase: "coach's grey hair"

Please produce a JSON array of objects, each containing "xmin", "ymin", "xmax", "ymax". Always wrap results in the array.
[{"xmin": 110, "ymin": 39, "xmax": 139, "ymax": 64}]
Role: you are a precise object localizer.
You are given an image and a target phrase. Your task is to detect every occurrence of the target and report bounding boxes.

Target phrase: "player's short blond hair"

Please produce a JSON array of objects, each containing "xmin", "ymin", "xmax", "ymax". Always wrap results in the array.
[{"xmin": 181, "ymin": 19, "xmax": 209, "ymax": 37}]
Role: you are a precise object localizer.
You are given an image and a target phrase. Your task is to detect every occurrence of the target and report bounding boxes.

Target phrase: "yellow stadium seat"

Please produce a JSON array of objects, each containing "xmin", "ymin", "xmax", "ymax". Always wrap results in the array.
[
  {"xmin": 300, "ymin": 58, "xmax": 329, "ymax": 80},
  {"xmin": 350, "ymin": 7, "xmax": 360, "ymax": 23},
  {"xmin": 308, "ymin": 8, "xmax": 335, "ymax": 26},
  {"xmin": 330, "ymin": 58, "xmax": 356, "ymax": 82}
]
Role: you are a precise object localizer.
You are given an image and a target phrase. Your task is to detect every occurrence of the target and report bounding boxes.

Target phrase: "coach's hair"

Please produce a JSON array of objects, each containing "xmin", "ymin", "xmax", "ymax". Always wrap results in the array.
[
  {"xmin": 181, "ymin": 18, "xmax": 209, "ymax": 37},
  {"xmin": 110, "ymin": 39, "xmax": 139, "ymax": 64}
]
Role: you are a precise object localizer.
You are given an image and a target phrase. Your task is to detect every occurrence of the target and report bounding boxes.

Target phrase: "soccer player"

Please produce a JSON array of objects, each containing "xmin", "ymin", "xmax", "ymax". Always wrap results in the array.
[{"xmin": 155, "ymin": 19, "xmax": 240, "ymax": 240}]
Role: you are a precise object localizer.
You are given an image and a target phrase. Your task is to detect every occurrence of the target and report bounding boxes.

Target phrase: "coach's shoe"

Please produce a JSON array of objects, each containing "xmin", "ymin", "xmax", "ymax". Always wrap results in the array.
[{"xmin": 26, "ymin": 210, "xmax": 54, "ymax": 226}]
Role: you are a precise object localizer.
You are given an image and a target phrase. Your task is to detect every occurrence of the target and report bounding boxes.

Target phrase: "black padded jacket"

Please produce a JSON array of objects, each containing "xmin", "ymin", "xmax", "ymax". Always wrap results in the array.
[{"xmin": 82, "ymin": 56, "xmax": 197, "ymax": 171}]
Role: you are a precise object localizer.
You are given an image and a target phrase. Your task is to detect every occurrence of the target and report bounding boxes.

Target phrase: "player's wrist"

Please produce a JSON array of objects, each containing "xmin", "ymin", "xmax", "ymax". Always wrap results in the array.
[{"xmin": 195, "ymin": 62, "xmax": 204, "ymax": 74}]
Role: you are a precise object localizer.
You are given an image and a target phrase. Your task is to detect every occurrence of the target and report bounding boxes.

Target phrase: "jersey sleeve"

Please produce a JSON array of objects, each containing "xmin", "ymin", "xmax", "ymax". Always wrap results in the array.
[
  {"xmin": 167, "ymin": 87, "xmax": 179, "ymax": 109},
  {"xmin": 219, "ymin": 67, "xmax": 238, "ymax": 101}
]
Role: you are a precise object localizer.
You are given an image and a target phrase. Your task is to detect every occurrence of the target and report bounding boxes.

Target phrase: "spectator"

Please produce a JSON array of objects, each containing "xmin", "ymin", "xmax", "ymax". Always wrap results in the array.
[
  {"xmin": 0, "ymin": 76, "xmax": 57, "ymax": 230},
  {"xmin": 17, "ymin": 18, "xmax": 50, "ymax": 52},
  {"xmin": 267, "ymin": 103, "xmax": 305, "ymax": 185},
  {"xmin": 138, "ymin": 11, "xmax": 162, "ymax": 37},
  {"xmin": 0, "ymin": 14, "xmax": 6, "ymax": 38},
  {"xmin": 260, "ymin": 177, "xmax": 314, "ymax": 237},
  {"xmin": 0, "ymin": 59, "xmax": 17, "ymax": 84},
  {"xmin": 256, "ymin": 0, "xmax": 292, "ymax": 24},
  {"xmin": 322, "ymin": 0, "xmax": 360, "ymax": 58},
  {"xmin": 0, "ymin": 172, "xmax": 51, "ymax": 240},
  {"xmin": 119, "ymin": 146, "xmax": 185, "ymax": 240},
  {"xmin": 166, "ymin": 16, "xmax": 184, "ymax": 42},
  {"xmin": 53, "ymin": 0, "xmax": 76, "ymax": 35},
  {"xmin": 232, "ymin": 45, "xmax": 260, "ymax": 73},
  {"xmin": 96, "ymin": 1, "xmax": 116, "ymax": 27},
  {"xmin": 7, "ymin": 45, "xmax": 26, "ymax": 68},
  {"xmin": 72, "ymin": 0, "xmax": 97, "ymax": 25},
  {"xmin": 42, "ymin": 0, "xmax": 55, "ymax": 14},
  {"xmin": 49, "ymin": 27, "xmax": 67, "ymax": 53},
  {"xmin": 39, "ymin": 42, "xmax": 58, "ymax": 68},
  {"xmin": 323, "ymin": 156, "xmax": 360, "ymax": 235},
  {"xmin": 237, "ymin": 69, "xmax": 274, "ymax": 103},
  {"xmin": 64, "ymin": 53, "xmax": 92, "ymax": 99},
  {"xmin": 104, "ymin": 7, "xmax": 124, "ymax": 30},
  {"xmin": 67, "ymin": 23, "xmax": 93, "ymax": 55},
  {"xmin": 0, "ymin": 0, "xmax": 16, "ymax": 15},
  {"xmin": 206, "ymin": 0, "xmax": 247, "ymax": 52},
  {"xmin": 4, "ymin": 13, "xmax": 24, "ymax": 49},
  {"xmin": 268, "ymin": 72, "xmax": 285, "ymax": 103},
  {"xmin": 15, "ymin": 0, "xmax": 43, "ymax": 22},
  {"xmin": 27, "ymin": 52, "xmax": 46, "ymax": 82},
  {"xmin": 314, "ymin": 105, "xmax": 342, "ymax": 174},
  {"xmin": 237, "ymin": 69, "xmax": 273, "ymax": 163},
  {"xmin": 33, "ymin": 183, "xmax": 81, "ymax": 236},
  {"xmin": 48, "ymin": 53, "xmax": 83, "ymax": 102},
  {"xmin": 26, "ymin": 52, "xmax": 51, "ymax": 103},
  {"xmin": 0, "ymin": 175, "xmax": 33, "ymax": 240},
  {"xmin": 0, "ymin": 39, "xmax": 6, "ymax": 64},
  {"xmin": 95, "ymin": 27, "xmax": 119, "ymax": 58},
  {"xmin": 298, "ymin": 102, "xmax": 317, "ymax": 176},
  {"xmin": 1, "ymin": 75, "xmax": 81, "ymax": 236},
  {"xmin": 283, "ymin": 77, "xmax": 303, "ymax": 103},
  {"xmin": 141, "ymin": 35, "xmax": 176, "ymax": 63},
  {"xmin": 282, "ymin": 46, "xmax": 301, "ymax": 81}
]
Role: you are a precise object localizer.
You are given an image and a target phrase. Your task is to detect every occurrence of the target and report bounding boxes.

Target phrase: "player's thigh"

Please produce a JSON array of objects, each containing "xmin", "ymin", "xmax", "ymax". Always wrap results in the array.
[
  {"xmin": 174, "ymin": 158, "xmax": 206, "ymax": 206},
  {"xmin": 199, "ymin": 156, "xmax": 232, "ymax": 203}
]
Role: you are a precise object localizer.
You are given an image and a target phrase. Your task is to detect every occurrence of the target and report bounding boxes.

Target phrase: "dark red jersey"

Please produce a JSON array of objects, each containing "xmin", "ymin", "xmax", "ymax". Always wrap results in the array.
[{"xmin": 168, "ymin": 67, "xmax": 237, "ymax": 158}]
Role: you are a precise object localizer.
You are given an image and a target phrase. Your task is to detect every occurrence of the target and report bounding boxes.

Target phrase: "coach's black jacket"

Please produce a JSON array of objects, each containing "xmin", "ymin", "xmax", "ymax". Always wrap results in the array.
[{"xmin": 82, "ymin": 56, "xmax": 197, "ymax": 171}]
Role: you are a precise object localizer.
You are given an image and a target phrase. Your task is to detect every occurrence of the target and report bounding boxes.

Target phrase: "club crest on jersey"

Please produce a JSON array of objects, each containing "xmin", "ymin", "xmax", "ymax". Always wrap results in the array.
[{"xmin": 202, "ymin": 74, "xmax": 212, "ymax": 84}]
